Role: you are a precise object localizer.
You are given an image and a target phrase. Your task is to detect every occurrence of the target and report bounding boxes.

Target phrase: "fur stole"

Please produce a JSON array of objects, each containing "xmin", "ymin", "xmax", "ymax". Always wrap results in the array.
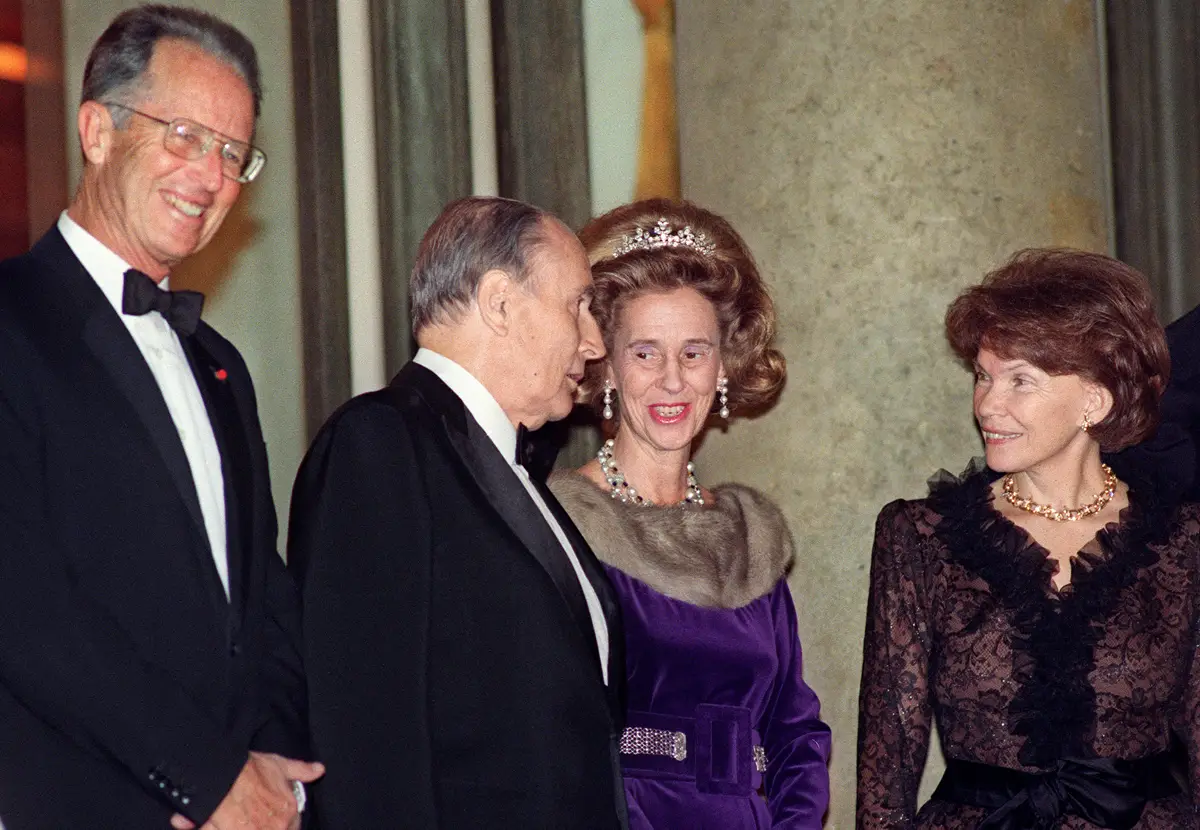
[{"xmin": 549, "ymin": 470, "xmax": 794, "ymax": 608}]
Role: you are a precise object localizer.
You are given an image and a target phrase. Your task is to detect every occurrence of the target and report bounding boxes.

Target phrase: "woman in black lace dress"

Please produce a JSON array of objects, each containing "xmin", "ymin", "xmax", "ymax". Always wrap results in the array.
[{"xmin": 856, "ymin": 249, "xmax": 1200, "ymax": 829}]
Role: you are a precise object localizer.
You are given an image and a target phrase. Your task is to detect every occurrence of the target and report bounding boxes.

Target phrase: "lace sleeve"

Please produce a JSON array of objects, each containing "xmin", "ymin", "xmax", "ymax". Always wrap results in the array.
[
  {"xmin": 1172, "ymin": 506, "xmax": 1200, "ymax": 811},
  {"xmin": 856, "ymin": 500, "xmax": 935, "ymax": 829},
  {"xmin": 1177, "ymin": 624, "xmax": 1200, "ymax": 816}
]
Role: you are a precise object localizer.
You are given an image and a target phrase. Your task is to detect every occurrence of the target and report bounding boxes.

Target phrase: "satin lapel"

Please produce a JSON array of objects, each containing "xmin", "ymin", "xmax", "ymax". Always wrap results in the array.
[
  {"xmin": 451, "ymin": 420, "xmax": 600, "ymax": 661},
  {"xmin": 24, "ymin": 230, "xmax": 224, "ymax": 617},
  {"xmin": 73, "ymin": 281, "xmax": 209, "ymax": 548},
  {"xmin": 536, "ymin": 478, "xmax": 628, "ymax": 714},
  {"xmin": 183, "ymin": 331, "xmax": 246, "ymax": 611},
  {"xmin": 398, "ymin": 365, "xmax": 599, "ymax": 663}
]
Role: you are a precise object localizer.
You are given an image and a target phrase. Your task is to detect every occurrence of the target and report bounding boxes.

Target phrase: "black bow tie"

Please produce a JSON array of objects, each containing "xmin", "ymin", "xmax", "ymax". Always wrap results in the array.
[
  {"xmin": 122, "ymin": 269, "xmax": 204, "ymax": 336},
  {"xmin": 516, "ymin": 423, "xmax": 556, "ymax": 484}
]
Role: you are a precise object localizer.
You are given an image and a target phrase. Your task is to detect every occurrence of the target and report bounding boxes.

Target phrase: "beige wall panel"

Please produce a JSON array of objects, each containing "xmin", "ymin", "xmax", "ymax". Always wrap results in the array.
[
  {"xmin": 677, "ymin": 1, "xmax": 1107, "ymax": 825},
  {"xmin": 63, "ymin": 0, "xmax": 304, "ymax": 538}
]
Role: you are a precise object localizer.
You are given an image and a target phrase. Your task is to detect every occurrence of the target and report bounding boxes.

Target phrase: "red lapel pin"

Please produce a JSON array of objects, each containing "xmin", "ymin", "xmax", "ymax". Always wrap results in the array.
[{"xmin": 214, "ymin": 368, "xmax": 228, "ymax": 381}]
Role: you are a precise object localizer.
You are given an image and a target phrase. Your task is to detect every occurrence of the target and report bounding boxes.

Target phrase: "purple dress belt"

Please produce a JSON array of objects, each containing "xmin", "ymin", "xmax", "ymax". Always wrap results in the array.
[{"xmin": 619, "ymin": 705, "xmax": 767, "ymax": 796}]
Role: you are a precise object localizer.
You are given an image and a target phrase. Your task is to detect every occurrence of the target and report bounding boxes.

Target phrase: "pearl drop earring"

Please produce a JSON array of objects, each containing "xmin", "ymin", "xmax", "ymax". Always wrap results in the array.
[
  {"xmin": 717, "ymin": 377, "xmax": 729, "ymax": 419},
  {"xmin": 602, "ymin": 379, "xmax": 614, "ymax": 420}
]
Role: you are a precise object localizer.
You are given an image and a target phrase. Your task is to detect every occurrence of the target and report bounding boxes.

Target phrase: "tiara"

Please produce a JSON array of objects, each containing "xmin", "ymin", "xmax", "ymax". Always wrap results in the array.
[{"xmin": 611, "ymin": 218, "xmax": 716, "ymax": 258}]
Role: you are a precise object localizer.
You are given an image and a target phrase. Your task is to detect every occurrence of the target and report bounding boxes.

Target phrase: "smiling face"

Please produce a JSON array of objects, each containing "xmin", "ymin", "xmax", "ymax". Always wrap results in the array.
[
  {"xmin": 78, "ymin": 38, "xmax": 254, "ymax": 277},
  {"xmin": 609, "ymin": 287, "xmax": 724, "ymax": 453},
  {"xmin": 502, "ymin": 220, "xmax": 605, "ymax": 429},
  {"xmin": 972, "ymin": 348, "xmax": 1108, "ymax": 474}
]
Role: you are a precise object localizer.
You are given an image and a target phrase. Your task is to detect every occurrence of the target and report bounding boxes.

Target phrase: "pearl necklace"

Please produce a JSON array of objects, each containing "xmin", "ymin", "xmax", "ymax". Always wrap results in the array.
[
  {"xmin": 1002, "ymin": 464, "xmax": 1117, "ymax": 522},
  {"xmin": 597, "ymin": 438, "xmax": 704, "ymax": 507}
]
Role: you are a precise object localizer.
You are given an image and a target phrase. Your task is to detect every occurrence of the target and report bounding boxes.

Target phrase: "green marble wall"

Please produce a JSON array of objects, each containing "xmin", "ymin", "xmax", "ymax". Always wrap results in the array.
[{"xmin": 677, "ymin": 1, "xmax": 1107, "ymax": 825}]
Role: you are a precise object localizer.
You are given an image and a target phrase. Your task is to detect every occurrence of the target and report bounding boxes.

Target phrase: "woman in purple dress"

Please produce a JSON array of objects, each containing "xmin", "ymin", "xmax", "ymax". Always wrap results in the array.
[
  {"xmin": 549, "ymin": 198, "xmax": 831, "ymax": 829},
  {"xmin": 857, "ymin": 250, "xmax": 1200, "ymax": 829}
]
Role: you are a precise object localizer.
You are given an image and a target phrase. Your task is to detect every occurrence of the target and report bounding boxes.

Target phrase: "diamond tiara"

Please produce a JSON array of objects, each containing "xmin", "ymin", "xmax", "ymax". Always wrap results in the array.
[{"xmin": 611, "ymin": 218, "xmax": 717, "ymax": 258}]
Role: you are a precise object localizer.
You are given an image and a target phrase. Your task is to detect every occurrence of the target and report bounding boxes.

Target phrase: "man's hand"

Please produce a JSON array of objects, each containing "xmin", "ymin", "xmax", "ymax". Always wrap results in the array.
[{"xmin": 170, "ymin": 752, "xmax": 325, "ymax": 830}]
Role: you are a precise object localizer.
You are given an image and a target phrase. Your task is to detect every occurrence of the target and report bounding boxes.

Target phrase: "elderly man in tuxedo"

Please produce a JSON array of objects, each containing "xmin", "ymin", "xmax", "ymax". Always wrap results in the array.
[
  {"xmin": 0, "ymin": 6, "xmax": 321, "ymax": 829},
  {"xmin": 290, "ymin": 196, "xmax": 629, "ymax": 829}
]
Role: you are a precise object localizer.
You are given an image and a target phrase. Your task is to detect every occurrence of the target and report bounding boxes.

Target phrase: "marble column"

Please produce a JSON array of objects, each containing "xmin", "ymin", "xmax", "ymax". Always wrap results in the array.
[{"xmin": 677, "ymin": 1, "xmax": 1107, "ymax": 825}]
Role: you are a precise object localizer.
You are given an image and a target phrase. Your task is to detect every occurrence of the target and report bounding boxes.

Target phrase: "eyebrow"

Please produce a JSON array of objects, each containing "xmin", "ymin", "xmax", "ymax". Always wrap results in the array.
[
  {"xmin": 974, "ymin": 359, "xmax": 1034, "ymax": 372},
  {"xmin": 626, "ymin": 337, "xmax": 715, "ymax": 348}
]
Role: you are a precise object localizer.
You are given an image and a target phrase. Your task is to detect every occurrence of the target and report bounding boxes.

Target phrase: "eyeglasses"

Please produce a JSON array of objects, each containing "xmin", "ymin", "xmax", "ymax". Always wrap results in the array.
[{"xmin": 104, "ymin": 102, "xmax": 266, "ymax": 184}]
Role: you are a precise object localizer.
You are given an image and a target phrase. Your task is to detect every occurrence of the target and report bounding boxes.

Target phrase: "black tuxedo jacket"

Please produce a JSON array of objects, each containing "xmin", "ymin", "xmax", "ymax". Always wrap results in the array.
[
  {"xmin": 1108, "ymin": 304, "xmax": 1200, "ymax": 503},
  {"xmin": 289, "ymin": 362, "xmax": 629, "ymax": 829},
  {"xmin": 0, "ymin": 230, "xmax": 306, "ymax": 828}
]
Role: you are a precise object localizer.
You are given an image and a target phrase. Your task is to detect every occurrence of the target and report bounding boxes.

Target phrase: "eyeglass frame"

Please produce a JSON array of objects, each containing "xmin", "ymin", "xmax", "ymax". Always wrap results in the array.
[{"xmin": 102, "ymin": 101, "xmax": 267, "ymax": 184}]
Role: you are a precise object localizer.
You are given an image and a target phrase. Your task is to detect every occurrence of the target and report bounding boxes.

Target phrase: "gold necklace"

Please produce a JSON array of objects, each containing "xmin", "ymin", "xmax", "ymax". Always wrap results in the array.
[{"xmin": 1002, "ymin": 464, "xmax": 1117, "ymax": 522}]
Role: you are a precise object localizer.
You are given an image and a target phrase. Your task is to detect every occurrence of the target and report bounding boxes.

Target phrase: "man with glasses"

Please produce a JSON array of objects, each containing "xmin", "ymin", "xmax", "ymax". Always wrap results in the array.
[{"xmin": 0, "ymin": 6, "xmax": 321, "ymax": 830}]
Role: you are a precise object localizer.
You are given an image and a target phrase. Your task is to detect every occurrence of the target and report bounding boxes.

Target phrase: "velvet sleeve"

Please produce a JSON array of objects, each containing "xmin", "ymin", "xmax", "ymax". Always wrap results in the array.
[
  {"xmin": 760, "ymin": 579, "xmax": 832, "ymax": 828},
  {"xmin": 855, "ymin": 500, "xmax": 934, "ymax": 829}
]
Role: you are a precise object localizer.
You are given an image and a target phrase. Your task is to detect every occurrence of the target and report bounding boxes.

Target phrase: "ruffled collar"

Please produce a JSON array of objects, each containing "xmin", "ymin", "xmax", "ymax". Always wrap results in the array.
[{"xmin": 925, "ymin": 459, "xmax": 1178, "ymax": 767}]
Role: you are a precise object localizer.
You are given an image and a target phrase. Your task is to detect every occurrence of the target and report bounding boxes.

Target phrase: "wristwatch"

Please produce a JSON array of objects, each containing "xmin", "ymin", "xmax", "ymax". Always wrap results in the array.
[{"xmin": 291, "ymin": 780, "xmax": 307, "ymax": 814}]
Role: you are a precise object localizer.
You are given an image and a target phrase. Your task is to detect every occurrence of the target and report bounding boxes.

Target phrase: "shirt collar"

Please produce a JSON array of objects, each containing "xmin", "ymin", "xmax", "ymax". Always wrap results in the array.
[
  {"xmin": 57, "ymin": 211, "xmax": 171, "ymax": 319},
  {"xmin": 413, "ymin": 347, "xmax": 518, "ymax": 463}
]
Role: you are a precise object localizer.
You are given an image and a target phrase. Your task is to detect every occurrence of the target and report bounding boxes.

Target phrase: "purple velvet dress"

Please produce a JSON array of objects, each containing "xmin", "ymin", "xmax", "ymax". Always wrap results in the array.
[{"xmin": 549, "ymin": 472, "xmax": 832, "ymax": 829}]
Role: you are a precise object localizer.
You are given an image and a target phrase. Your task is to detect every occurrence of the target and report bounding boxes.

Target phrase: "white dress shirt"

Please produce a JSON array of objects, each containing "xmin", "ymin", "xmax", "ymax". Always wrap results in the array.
[
  {"xmin": 58, "ymin": 213, "xmax": 230, "ymax": 598},
  {"xmin": 413, "ymin": 348, "xmax": 610, "ymax": 683}
]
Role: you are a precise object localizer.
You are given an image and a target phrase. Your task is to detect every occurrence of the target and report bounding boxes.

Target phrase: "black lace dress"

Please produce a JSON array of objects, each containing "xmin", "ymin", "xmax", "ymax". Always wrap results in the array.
[{"xmin": 856, "ymin": 462, "xmax": 1200, "ymax": 829}]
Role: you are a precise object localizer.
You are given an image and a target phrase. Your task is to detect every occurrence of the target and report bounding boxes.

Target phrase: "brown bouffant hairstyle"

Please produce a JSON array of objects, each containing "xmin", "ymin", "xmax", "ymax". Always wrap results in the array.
[
  {"xmin": 944, "ymin": 248, "xmax": 1169, "ymax": 452},
  {"xmin": 577, "ymin": 198, "xmax": 786, "ymax": 416}
]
